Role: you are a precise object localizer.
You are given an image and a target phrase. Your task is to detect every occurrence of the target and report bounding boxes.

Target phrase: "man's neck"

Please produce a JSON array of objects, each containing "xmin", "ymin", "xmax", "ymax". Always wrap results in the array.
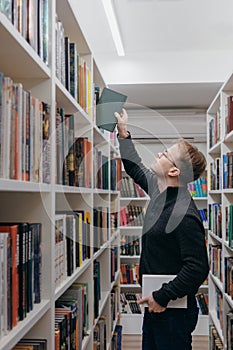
[{"xmin": 157, "ymin": 177, "xmax": 180, "ymax": 193}]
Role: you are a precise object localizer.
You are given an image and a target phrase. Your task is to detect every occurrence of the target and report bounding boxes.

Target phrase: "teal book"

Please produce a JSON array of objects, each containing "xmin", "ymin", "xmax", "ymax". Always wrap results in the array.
[{"xmin": 96, "ymin": 87, "xmax": 127, "ymax": 132}]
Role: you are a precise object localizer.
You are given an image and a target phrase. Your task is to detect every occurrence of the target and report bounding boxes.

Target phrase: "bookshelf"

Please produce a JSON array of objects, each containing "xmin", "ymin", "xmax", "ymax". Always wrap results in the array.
[
  {"xmin": 119, "ymin": 172, "xmax": 148, "ymax": 335},
  {"xmin": 207, "ymin": 69, "xmax": 233, "ymax": 349},
  {"xmin": 0, "ymin": 1, "xmax": 122, "ymax": 349}
]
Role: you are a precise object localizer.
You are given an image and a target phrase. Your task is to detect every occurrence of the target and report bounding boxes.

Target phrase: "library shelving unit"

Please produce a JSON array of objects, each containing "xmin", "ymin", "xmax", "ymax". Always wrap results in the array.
[
  {"xmin": 207, "ymin": 70, "xmax": 233, "ymax": 349},
  {"xmin": 189, "ymin": 189, "xmax": 209, "ymax": 336},
  {"xmin": 119, "ymin": 175, "xmax": 209, "ymax": 336},
  {"xmin": 0, "ymin": 1, "xmax": 121, "ymax": 350},
  {"xmin": 119, "ymin": 180, "xmax": 149, "ymax": 335}
]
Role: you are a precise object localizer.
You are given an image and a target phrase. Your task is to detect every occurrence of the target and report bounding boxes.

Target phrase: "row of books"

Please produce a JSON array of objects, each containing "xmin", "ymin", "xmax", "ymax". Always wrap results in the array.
[
  {"xmin": 56, "ymin": 18, "xmax": 91, "ymax": 114},
  {"xmin": 55, "ymin": 111, "xmax": 122, "ymax": 189},
  {"xmin": 111, "ymin": 325, "xmax": 122, "ymax": 350},
  {"xmin": 209, "ymin": 325, "xmax": 223, "ymax": 350},
  {"xmin": 208, "ymin": 203, "xmax": 222, "ymax": 238},
  {"xmin": 94, "ymin": 260, "xmax": 101, "ymax": 319},
  {"xmin": 93, "ymin": 149, "xmax": 108, "ymax": 190},
  {"xmin": 110, "ymin": 154, "xmax": 122, "ymax": 191},
  {"xmin": 227, "ymin": 310, "xmax": 233, "ymax": 350},
  {"xmin": 55, "ymin": 211, "xmax": 91, "ymax": 288},
  {"xmin": 198, "ymin": 208, "xmax": 208, "ymax": 227},
  {"xmin": 120, "ymin": 263, "xmax": 140, "ymax": 285},
  {"xmin": 222, "ymin": 152, "xmax": 233, "ymax": 189},
  {"xmin": 213, "ymin": 293, "xmax": 233, "ymax": 348},
  {"xmin": 93, "ymin": 207, "xmax": 109, "ymax": 252},
  {"xmin": 110, "ymin": 210, "xmax": 119, "ymax": 236},
  {"xmin": 225, "ymin": 257, "xmax": 233, "ymax": 299},
  {"xmin": 93, "ymin": 316, "xmax": 107, "ymax": 350},
  {"xmin": 120, "ymin": 235, "xmax": 140, "ymax": 256},
  {"xmin": 120, "ymin": 205, "xmax": 145, "ymax": 227},
  {"xmin": 111, "ymin": 247, "xmax": 118, "ymax": 283},
  {"xmin": 0, "ymin": 223, "xmax": 41, "ymax": 339},
  {"xmin": 120, "ymin": 292, "xmax": 142, "ymax": 314},
  {"xmin": 209, "ymin": 244, "xmax": 222, "ymax": 282},
  {"xmin": 56, "ymin": 111, "xmax": 92, "ymax": 187},
  {"xmin": 120, "ymin": 291, "xmax": 208, "ymax": 315},
  {"xmin": 196, "ymin": 292, "xmax": 208, "ymax": 315},
  {"xmin": 209, "ymin": 95, "xmax": 233, "ymax": 149},
  {"xmin": 210, "ymin": 203, "xmax": 233, "ymax": 248},
  {"xmin": 187, "ymin": 175, "xmax": 207, "ymax": 197},
  {"xmin": 12, "ymin": 339, "xmax": 47, "ymax": 350},
  {"xmin": 0, "ymin": 0, "xmax": 49, "ymax": 64},
  {"xmin": 208, "ymin": 158, "xmax": 221, "ymax": 191},
  {"xmin": 55, "ymin": 282, "xmax": 89, "ymax": 350},
  {"xmin": 110, "ymin": 286, "xmax": 119, "ymax": 331},
  {"xmin": 209, "ymin": 109, "xmax": 221, "ymax": 149},
  {"xmin": 221, "ymin": 204, "xmax": 233, "ymax": 248},
  {"xmin": 0, "ymin": 73, "xmax": 51, "ymax": 183},
  {"xmin": 215, "ymin": 287, "xmax": 223, "ymax": 331},
  {"xmin": 226, "ymin": 204, "xmax": 233, "ymax": 248},
  {"xmin": 225, "ymin": 95, "xmax": 233, "ymax": 135},
  {"xmin": 208, "ymin": 152, "xmax": 233, "ymax": 191},
  {"xmin": 120, "ymin": 176, "xmax": 146, "ymax": 198},
  {"xmin": 93, "ymin": 149, "xmax": 122, "ymax": 191}
]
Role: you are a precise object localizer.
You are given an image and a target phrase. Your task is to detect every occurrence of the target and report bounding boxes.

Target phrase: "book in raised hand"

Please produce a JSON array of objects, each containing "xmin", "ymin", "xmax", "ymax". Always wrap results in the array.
[{"xmin": 96, "ymin": 87, "xmax": 127, "ymax": 132}]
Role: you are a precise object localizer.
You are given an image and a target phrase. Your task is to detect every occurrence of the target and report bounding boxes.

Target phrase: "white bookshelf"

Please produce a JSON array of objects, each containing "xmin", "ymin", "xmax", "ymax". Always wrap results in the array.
[
  {"xmin": 119, "ymin": 188, "xmax": 148, "ymax": 334},
  {"xmin": 0, "ymin": 1, "xmax": 121, "ymax": 349},
  {"xmin": 207, "ymin": 69, "xmax": 233, "ymax": 349}
]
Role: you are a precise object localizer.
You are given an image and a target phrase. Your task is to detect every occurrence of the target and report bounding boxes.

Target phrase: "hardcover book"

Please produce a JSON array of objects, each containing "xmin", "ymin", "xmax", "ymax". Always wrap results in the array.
[
  {"xmin": 142, "ymin": 274, "xmax": 187, "ymax": 308},
  {"xmin": 96, "ymin": 88, "xmax": 127, "ymax": 132}
]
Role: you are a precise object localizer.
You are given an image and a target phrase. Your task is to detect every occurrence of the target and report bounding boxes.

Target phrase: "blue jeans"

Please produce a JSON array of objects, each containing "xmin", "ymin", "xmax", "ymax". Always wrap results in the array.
[{"xmin": 142, "ymin": 307, "xmax": 199, "ymax": 350}]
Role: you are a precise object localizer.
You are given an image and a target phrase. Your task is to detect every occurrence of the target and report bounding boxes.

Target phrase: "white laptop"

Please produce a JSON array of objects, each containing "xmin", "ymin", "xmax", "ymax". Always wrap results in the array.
[{"xmin": 142, "ymin": 274, "xmax": 187, "ymax": 308}]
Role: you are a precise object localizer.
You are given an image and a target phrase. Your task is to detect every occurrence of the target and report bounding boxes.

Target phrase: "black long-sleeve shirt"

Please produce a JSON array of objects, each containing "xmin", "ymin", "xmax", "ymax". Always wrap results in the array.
[{"xmin": 119, "ymin": 134, "xmax": 209, "ymax": 308}]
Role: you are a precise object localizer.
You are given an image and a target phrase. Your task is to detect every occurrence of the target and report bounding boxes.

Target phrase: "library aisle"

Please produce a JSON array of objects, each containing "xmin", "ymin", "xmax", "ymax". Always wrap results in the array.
[{"xmin": 122, "ymin": 335, "xmax": 208, "ymax": 350}]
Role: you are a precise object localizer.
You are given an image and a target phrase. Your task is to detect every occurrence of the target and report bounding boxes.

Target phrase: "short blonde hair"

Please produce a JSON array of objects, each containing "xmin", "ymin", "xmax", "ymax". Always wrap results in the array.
[{"xmin": 177, "ymin": 139, "xmax": 206, "ymax": 184}]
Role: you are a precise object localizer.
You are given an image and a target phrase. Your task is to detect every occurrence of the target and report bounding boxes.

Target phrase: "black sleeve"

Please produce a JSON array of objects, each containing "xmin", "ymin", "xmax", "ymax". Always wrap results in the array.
[
  {"xmin": 118, "ymin": 133, "xmax": 157, "ymax": 196},
  {"xmin": 152, "ymin": 217, "xmax": 209, "ymax": 307}
]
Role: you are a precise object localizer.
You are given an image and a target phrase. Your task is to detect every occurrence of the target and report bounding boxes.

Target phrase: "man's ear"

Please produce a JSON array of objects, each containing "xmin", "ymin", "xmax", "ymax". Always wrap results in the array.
[{"xmin": 168, "ymin": 167, "xmax": 180, "ymax": 177}]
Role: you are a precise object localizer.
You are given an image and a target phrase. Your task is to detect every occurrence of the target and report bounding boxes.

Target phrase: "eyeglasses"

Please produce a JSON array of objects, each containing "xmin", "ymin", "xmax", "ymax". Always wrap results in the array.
[{"xmin": 159, "ymin": 149, "xmax": 178, "ymax": 168}]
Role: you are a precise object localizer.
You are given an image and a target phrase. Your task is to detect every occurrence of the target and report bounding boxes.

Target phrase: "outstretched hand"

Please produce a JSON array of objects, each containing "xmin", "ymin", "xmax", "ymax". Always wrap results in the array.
[
  {"xmin": 138, "ymin": 294, "xmax": 166, "ymax": 313},
  {"xmin": 114, "ymin": 108, "xmax": 128, "ymax": 138}
]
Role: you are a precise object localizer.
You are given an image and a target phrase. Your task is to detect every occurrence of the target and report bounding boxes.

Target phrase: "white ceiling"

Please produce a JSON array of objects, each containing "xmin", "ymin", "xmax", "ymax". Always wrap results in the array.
[
  {"xmin": 72, "ymin": 0, "xmax": 233, "ymax": 109},
  {"xmin": 70, "ymin": 0, "xmax": 233, "ymax": 144}
]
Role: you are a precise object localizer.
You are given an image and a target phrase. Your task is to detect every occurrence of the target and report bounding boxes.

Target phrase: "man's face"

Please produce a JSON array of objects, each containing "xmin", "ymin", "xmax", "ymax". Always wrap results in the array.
[{"xmin": 150, "ymin": 144, "xmax": 180, "ymax": 177}]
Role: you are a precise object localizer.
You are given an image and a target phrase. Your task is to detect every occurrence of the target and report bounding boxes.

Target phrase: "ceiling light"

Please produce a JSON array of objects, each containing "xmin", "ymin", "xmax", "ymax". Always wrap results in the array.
[{"xmin": 101, "ymin": 0, "xmax": 125, "ymax": 56}]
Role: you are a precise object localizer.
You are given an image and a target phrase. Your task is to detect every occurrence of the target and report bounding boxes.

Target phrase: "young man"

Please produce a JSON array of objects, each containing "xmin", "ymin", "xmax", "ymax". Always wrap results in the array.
[{"xmin": 115, "ymin": 109, "xmax": 209, "ymax": 350}]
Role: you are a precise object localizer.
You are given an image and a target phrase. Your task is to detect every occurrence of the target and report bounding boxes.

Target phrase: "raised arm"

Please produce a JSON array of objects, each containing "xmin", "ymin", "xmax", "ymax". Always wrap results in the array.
[{"xmin": 115, "ymin": 109, "xmax": 157, "ymax": 195}]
